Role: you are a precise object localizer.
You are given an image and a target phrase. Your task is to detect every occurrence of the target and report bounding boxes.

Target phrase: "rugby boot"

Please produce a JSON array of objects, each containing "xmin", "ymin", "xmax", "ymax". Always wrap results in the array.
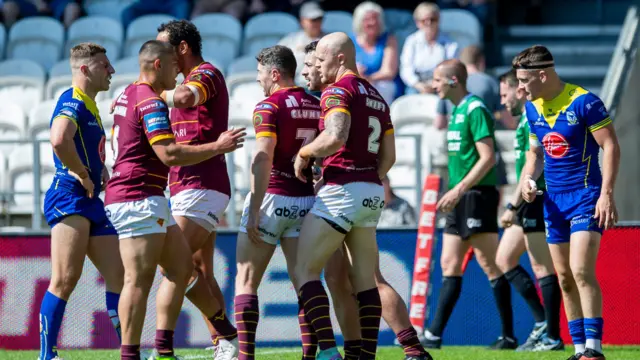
[
  {"xmin": 532, "ymin": 335, "xmax": 565, "ymax": 351},
  {"xmin": 488, "ymin": 336, "xmax": 518, "ymax": 350},
  {"xmin": 516, "ymin": 322, "xmax": 547, "ymax": 351},
  {"xmin": 404, "ymin": 353, "xmax": 434, "ymax": 360},
  {"xmin": 581, "ymin": 348, "xmax": 606, "ymax": 360},
  {"xmin": 213, "ymin": 338, "xmax": 239, "ymax": 360},
  {"xmin": 317, "ymin": 347, "xmax": 343, "ymax": 360}
]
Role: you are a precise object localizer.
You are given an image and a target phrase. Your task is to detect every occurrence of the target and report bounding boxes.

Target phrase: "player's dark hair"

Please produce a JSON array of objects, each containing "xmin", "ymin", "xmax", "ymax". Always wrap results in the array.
[
  {"xmin": 139, "ymin": 40, "xmax": 175, "ymax": 64},
  {"xmin": 498, "ymin": 69, "xmax": 518, "ymax": 88},
  {"xmin": 157, "ymin": 20, "xmax": 202, "ymax": 57},
  {"xmin": 304, "ymin": 40, "xmax": 318, "ymax": 54},
  {"xmin": 256, "ymin": 45, "xmax": 297, "ymax": 79},
  {"xmin": 512, "ymin": 45, "xmax": 554, "ymax": 70}
]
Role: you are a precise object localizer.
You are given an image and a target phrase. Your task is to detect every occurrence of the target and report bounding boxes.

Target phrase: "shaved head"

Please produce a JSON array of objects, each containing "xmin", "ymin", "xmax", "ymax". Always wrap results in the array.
[
  {"xmin": 436, "ymin": 59, "xmax": 468, "ymax": 85},
  {"xmin": 138, "ymin": 40, "xmax": 178, "ymax": 91},
  {"xmin": 315, "ymin": 32, "xmax": 358, "ymax": 84},
  {"xmin": 139, "ymin": 40, "xmax": 175, "ymax": 70}
]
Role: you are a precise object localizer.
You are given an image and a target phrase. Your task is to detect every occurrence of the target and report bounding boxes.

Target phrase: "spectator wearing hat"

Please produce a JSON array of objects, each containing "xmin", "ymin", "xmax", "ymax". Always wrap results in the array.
[{"xmin": 278, "ymin": 1, "xmax": 325, "ymax": 58}]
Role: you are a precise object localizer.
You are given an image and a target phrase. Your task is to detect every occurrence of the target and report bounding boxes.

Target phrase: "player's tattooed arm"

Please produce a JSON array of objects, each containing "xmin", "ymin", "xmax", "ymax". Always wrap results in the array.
[{"xmin": 299, "ymin": 111, "xmax": 351, "ymax": 159}]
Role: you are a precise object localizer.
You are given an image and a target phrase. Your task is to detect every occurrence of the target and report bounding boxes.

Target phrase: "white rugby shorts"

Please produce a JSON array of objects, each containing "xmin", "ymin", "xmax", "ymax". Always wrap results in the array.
[
  {"xmin": 311, "ymin": 182, "xmax": 384, "ymax": 232},
  {"xmin": 105, "ymin": 196, "xmax": 176, "ymax": 240},
  {"xmin": 239, "ymin": 193, "xmax": 315, "ymax": 245},
  {"xmin": 170, "ymin": 189, "xmax": 230, "ymax": 233}
]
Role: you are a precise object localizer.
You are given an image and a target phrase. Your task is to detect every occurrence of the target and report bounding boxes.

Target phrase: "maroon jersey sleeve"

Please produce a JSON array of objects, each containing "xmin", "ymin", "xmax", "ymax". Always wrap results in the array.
[
  {"xmin": 253, "ymin": 100, "xmax": 279, "ymax": 139},
  {"xmin": 185, "ymin": 64, "xmax": 222, "ymax": 106},
  {"xmin": 320, "ymin": 86, "xmax": 352, "ymax": 118},
  {"xmin": 138, "ymin": 96, "xmax": 174, "ymax": 145}
]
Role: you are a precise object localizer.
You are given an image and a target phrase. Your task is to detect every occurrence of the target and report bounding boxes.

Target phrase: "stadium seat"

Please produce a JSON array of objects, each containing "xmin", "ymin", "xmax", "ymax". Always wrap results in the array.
[
  {"xmin": 84, "ymin": 0, "xmax": 131, "ymax": 22},
  {"xmin": 6, "ymin": 144, "xmax": 55, "ymax": 214},
  {"xmin": 323, "ymin": 11, "xmax": 353, "ymax": 34},
  {"xmin": 384, "ymin": 9, "xmax": 415, "ymax": 34},
  {"xmin": 226, "ymin": 55, "xmax": 258, "ymax": 95},
  {"xmin": 45, "ymin": 60, "xmax": 72, "ymax": 100},
  {"xmin": 28, "ymin": 100, "xmax": 57, "ymax": 140},
  {"xmin": 0, "ymin": 59, "xmax": 46, "ymax": 115},
  {"xmin": 48, "ymin": 59, "xmax": 72, "ymax": 77},
  {"xmin": 108, "ymin": 56, "xmax": 138, "ymax": 99},
  {"xmin": 390, "ymin": 94, "xmax": 440, "ymax": 128},
  {"xmin": 124, "ymin": 14, "xmax": 176, "ymax": 57},
  {"xmin": 440, "ymin": 9, "xmax": 482, "ymax": 48},
  {"xmin": 97, "ymin": 99, "xmax": 115, "ymax": 134},
  {"xmin": 192, "ymin": 13, "xmax": 242, "ymax": 69},
  {"xmin": 242, "ymin": 12, "xmax": 300, "ymax": 56},
  {"xmin": 0, "ymin": 102, "xmax": 26, "ymax": 155},
  {"xmin": 65, "ymin": 16, "xmax": 124, "ymax": 60},
  {"xmin": 231, "ymin": 82, "xmax": 265, "ymax": 105},
  {"xmin": 0, "ymin": 23, "xmax": 6, "ymax": 60},
  {"xmin": 7, "ymin": 17, "xmax": 65, "ymax": 70}
]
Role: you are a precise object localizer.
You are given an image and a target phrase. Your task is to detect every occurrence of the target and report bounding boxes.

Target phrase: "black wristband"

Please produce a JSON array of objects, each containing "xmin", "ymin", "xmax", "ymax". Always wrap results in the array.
[{"xmin": 506, "ymin": 203, "xmax": 519, "ymax": 211}]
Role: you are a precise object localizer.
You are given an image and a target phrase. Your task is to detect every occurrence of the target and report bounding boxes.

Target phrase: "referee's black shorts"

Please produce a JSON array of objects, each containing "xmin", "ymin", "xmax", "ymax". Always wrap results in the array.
[
  {"xmin": 444, "ymin": 186, "xmax": 499, "ymax": 240},
  {"xmin": 513, "ymin": 195, "xmax": 545, "ymax": 233}
]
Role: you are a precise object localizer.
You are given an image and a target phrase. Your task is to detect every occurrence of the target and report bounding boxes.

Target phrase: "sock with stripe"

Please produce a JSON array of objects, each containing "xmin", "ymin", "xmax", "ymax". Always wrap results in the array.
[
  {"xmin": 584, "ymin": 317, "xmax": 604, "ymax": 353},
  {"xmin": 39, "ymin": 291, "xmax": 67, "ymax": 360},
  {"xmin": 297, "ymin": 296, "xmax": 318, "ymax": 359},
  {"xmin": 343, "ymin": 339, "xmax": 361, "ymax": 360},
  {"xmin": 568, "ymin": 318, "xmax": 586, "ymax": 354},
  {"xmin": 120, "ymin": 344, "xmax": 141, "ymax": 360},
  {"xmin": 234, "ymin": 294, "xmax": 259, "ymax": 360},
  {"xmin": 356, "ymin": 288, "xmax": 382, "ymax": 359},
  {"xmin": 397, "ymin": 327, "xmax": 428, "ymax": 356},
  {"xmin": 106, "ymin": 291, "xmax": 122, "ymax": 343},
  {"xmin": 299, "ymin": 280, "xmax": 337, "ymax": 351},
  {"xmin": 155, "ymin": 329, "xmax": 174, "ymax": 357},
  {"xmin": 209, "ymin": 309, "xmax": 238, "ymax": 344}
]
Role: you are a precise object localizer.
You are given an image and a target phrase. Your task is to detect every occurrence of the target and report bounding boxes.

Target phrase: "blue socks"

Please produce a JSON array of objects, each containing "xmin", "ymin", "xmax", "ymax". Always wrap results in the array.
[
  {"xmin": 568, "ymin": 318, "xmax": 586, "ymax": 354},
  {"xmin": 39, "ymin": 291, "xmax": 67, "ymax": 360},
  {"xmin": 584, "ymin": 317, "xmax": 604, "ymax": 353},
  {"xmin": 106, "ymin": 291, "xmax": 122, "ymax": 343}
]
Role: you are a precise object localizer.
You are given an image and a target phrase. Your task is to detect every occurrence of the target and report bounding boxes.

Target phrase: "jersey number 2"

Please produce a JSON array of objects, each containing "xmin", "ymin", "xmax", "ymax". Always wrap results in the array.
[{"xmin": 368, "ymin": 116, "xmax": 381, "ymax": 154}]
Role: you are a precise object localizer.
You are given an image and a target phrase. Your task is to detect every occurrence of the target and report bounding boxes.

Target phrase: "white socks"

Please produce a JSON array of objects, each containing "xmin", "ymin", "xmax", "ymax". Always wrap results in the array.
[
  {"xmin": 575, "ymin": 343, "xmax": 586, "ymax": 354},
  {"xmin": 586, "ymin": 339, "xmax": 603, "ymax": 353}
]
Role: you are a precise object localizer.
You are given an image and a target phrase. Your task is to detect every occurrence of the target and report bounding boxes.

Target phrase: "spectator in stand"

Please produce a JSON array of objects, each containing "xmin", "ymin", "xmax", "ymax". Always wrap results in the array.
[
  {"xmin": 438, "ymin": 0, "xmax": 490, "ymax": 24},
  {"xmin": 350, "ymin": 1, "xmax": 400, "ymax": 104},
  {"xmin": 378, "ymin": 176, "xmax": 417, "ymax": 228},
  {"xmin": 190, "ymin": 0, "xmax": 247, "ymax": 21},
  {"xmin": 278, "ymin": 1, "xmax": 325, "ymax": 59},
  {"xmin": 121, "ymin": 0, "xmax": 190, "ymax": 29},
  {"xmin": 400, "ymin": 2, "xmax": 458, "ymax": 95},
  {"xmin": 2, "ymin": 0, "xmax": 81, "ymax": 28}
]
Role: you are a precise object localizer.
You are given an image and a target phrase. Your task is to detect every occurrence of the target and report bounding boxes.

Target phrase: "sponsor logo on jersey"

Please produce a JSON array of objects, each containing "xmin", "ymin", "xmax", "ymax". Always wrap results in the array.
[
  {"xmin": 274, "ymin": 206, "xmax": 308, "ymax": 219},
  {"xmin": 140, "ymin": 100, "xmax": 166, "ymax": 112},
  {"xmin": 58, "ymin": 107, "xmax": 78, "ymax": 120},
  {"xmin": 466, "ymin": 218, "xmax": 482, "ymax": 228},
  {"xmin": 143, "ymin": 111, "xmax": 170, "ymax": 133},
  {"xmin": 325, "ymin": 96, "xmax": 343, "ymax": 107},
  {"xmin": 256, "ymin": 103, "xmax": 274, "ymax": 111},
  {"xmin": 542, "ymin": 132, "xmax": 569, "ymax": 158},
  {"xmin": 191, "ymin": 73, "xmax": 202, "ymax": 81},
  {"xmin": 362, "ymin": 197, "xmax": 383, "ymax": 210},
  {"xmin": 566, "ymin": 111, "xmax": 578, "ymax": 125},
  {"xmin": 253, "ymin": 113, "xmax": 263, "ymax": 127},
  {"xmin": 326, "ymin": 87, "xmax": 345, "ymax": 95},
  {"xmin": 62, "ymin": 101, "xmax": 79, "ymax": 110},
  {"xmin": 98, "ymin": 136, "xmax": 106, "ymax": 163}
]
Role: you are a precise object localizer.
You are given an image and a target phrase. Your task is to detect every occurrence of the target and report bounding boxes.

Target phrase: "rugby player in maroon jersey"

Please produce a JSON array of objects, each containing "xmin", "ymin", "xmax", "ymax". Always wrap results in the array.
[
  {"xmin": 104, "ymin": 40, "xmax": 244, "ymax": 360},
  {"xmin": 301, "ymin": 39, "xmax": 432, "ymax": 360},
  {"xmin": 232, "ymin": 45, "xmax": 320, "ymax": 360},
  {"xmin": 156, "ymin": 20, "xmax": 240, "ymax": 358}
]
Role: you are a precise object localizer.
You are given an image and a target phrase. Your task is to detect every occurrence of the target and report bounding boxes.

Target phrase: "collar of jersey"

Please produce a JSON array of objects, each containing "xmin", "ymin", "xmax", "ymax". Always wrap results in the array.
[
  {"xmin": 72, "ymin": 86, "xmax": 101, "ymax": 128},
  {"xmin": 532, "ymin": 83, "xmax": 586, "ymax": 128},
  {"xmin": 337, "ymin": 70, "xmax": 358, "ymax": 82},
  {"xmin": 189, "ymin": 61, "xmax": 206, "ymax": 74},
  {"xmin": 272, "ymin": 86, "xmax": 301, "ymax": 94}
]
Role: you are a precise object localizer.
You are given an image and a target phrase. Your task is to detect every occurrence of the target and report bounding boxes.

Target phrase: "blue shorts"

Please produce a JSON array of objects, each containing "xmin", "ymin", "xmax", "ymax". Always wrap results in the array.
[
  {"xmin": 543, "ymin": 186, "xmax": 603, "ymax": 244},
  {"xmin": 43, "ymin": 189, "xmax": 117, "ymax": 237}
]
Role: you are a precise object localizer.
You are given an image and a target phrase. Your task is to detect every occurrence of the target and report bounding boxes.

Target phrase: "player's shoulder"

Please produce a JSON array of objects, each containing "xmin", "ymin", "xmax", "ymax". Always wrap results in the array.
[
  {"xmin": 191, "ymin": 62, "xmax": 223, "ymax": 80},
  {"xmin": 466, "ymin": 95, "xmax": 490, "ymax": 115},
  {"xmin": 57, "ymin": 88, "xmax": 85, "ymax": 110},
  {"xmin": 569, "ymin": 85, "xmax": 602, "ymax": 108},
  {"xmin": 254, "ymin": 92, "xmax": 281, "ymax": 113},
  {"xmin": 524, "ymin": 101, "xmax": 539, "ymax": 118}
]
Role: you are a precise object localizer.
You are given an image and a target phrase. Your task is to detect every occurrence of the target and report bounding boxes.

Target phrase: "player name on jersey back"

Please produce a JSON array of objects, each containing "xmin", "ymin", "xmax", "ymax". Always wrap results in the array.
[
  {"xmin": 253, "ymin": 87, "xmax": 319, "ymax": 197},
  {"xmin": 105, "ymin": 82, "xmax": 174, "ymax": 205},
  {"xmin": 169, "ymin": 62, "xmax": 231, "ymax": 197},
  {"xmin": 319, "ymin": 71, "xmax": 394, "ymax": 186}
]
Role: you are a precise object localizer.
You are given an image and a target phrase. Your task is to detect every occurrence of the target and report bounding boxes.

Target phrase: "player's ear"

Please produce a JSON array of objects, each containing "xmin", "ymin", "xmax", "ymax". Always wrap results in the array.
[
  {"xmin": 178, "ymin": 40, "xmax": 188, "ymax": 55},
  {"xmin": 79, "ymin": 64, "xmax": 90, "ymax": 77},
  {"xmin": 337, "ymin": 53, "xmax": 344, "ymax": 65},
  {"xmin": 153, "ymin": 58, "xmax": 162, "ymax": 71}
]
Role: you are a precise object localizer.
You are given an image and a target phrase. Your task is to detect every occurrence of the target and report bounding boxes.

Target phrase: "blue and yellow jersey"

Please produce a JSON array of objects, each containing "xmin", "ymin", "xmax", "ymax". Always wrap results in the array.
[
  {"xmin": 50, "ymin": 87, "xmax": 106, "ymax": 197},
  {"xmin": 525, "ymin": 83, "xmax": 611, "ymax": 193}
]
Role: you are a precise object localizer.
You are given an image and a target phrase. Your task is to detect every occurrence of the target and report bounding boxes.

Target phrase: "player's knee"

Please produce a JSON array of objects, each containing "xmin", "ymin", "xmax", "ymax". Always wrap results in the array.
[
  {"xmin": 495, "ymin": 252, "xmax": 517, "ymax": 273},
  {"xmin": 556, "ymin": 273, "xmax": 577, "ymax": 293},
  {"xmin": 50, "ymin": 270, "xmax": 82, "ymax": 297},
  {"xmin": 440, "ymin": 255, "xmax": 463, "ymax": 276},
  {"xmin": 531, "ymin": 262, "xmax": 552, "ymax": 279},
  {"xmin": 570, "ymin": 266, "xmax": 596, "ymax": 288}
]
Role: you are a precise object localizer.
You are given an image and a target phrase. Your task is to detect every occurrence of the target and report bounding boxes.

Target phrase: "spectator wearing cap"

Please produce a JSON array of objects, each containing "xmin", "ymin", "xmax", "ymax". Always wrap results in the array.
[
  {"xmin": 400, "ymin": 2, "xmax": 458, "ymax": 95},
  {"xmin": 350, "ymin": 1, "xmax": 400, "ymax": 104},
  {"xmin": 278, "ymin": 1, "xmax": 325, "ymax": 58},
  {"xmin": 121, "ymin": 0, "xmax": 191, "ymax": 29},
  {"xmin": 190, "ymin": 0, "xmax": 247, "ymax": 20}
]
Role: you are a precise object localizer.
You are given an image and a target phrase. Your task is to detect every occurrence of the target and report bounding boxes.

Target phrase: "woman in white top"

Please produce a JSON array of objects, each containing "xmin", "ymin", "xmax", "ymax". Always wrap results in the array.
[{"xmin": 400, "ymin": 2, "xmax": 459, "ymax": 94}]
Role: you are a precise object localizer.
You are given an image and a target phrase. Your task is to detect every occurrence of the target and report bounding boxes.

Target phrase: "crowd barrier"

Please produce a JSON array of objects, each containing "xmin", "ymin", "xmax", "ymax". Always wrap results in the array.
[{"xmin": 0, "ymin": 226, "xmax": 639, "ymax": 350}]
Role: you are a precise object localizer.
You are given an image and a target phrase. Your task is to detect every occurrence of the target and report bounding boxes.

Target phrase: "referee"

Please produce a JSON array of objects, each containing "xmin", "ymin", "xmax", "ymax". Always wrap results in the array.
[{"xmin": 421, "ymin": 59, "xmax": 516, "ymax": 349}]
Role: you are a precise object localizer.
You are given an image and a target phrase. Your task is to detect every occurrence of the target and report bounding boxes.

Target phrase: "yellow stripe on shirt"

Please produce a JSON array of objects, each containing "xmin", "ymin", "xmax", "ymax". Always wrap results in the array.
[
  {"xmin": 149, "ymin": 134, "xmax": 174, "ymax": 145},
  {"xmin": 588, "ymin": 117, "xmax": 612, "ymax": 132},
  {"xmin": 325, "ymin": 107, "xmax": 351, "ymax": 117},
  {"xmin": 256, "ymin": 131, "xmax": 277, "ymax": 138}
]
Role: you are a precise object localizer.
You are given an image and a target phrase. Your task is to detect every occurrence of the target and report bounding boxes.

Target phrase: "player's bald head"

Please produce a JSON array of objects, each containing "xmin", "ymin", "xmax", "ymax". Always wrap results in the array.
[
  {"xmin": 138, "ymin": 40, "xmax": 175, "ymax": 70},
  {"xmin": 318, "ymin": 32, "xmax": 356, "ymax": 59},
  {"xmin": 436, "ymin": 59, "xmax": 468, "ymax": 86}
]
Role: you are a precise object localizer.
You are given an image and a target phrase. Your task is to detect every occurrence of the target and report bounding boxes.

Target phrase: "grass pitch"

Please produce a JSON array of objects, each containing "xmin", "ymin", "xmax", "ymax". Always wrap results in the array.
[{"xmin": 3, "ymin": 346, "xmax": 640, "ymax": 360}]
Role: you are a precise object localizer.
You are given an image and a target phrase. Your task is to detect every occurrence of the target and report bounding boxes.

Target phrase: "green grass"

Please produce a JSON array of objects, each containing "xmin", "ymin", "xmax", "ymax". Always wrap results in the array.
[{"xmin": 3, "ymin": 346, "xmax": 640, "ymax": 360}]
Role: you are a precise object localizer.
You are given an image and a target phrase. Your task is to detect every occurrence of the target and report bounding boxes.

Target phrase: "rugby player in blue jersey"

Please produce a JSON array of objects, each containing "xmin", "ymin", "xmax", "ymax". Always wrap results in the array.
[
  {"xmin": 514, "ymin": 45, "xmax": 620, "ymax": 360},
  {"xmin": 40, "ymin": 43, "xmax": 121, "ymax": 360}
]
